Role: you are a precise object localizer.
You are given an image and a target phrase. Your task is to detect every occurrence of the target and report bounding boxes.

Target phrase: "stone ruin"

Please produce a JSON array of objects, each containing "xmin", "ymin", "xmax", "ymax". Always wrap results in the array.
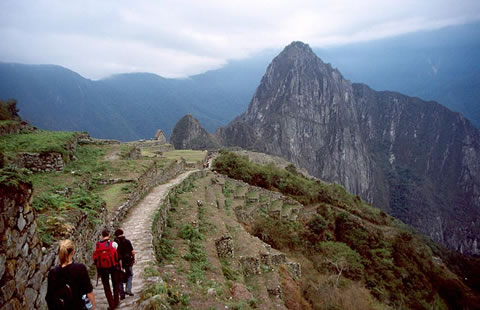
[
  {"xmin": 13, "ymin": 152, "xmax": 65, "ymax": 172},
  {"xmin": 287, "ymin": 262, "xmax": 301, "ymax": 279},
  {"xmin": 215, "ymin": 234, "xmax": 234, "ymax": 258},
  {"xmin": 154, "ymin": 129, "xmax": 167, "ymax": 144},
  {"xmin": 239, "ymin": 256, "xmax": 260, "ymax": 276}
]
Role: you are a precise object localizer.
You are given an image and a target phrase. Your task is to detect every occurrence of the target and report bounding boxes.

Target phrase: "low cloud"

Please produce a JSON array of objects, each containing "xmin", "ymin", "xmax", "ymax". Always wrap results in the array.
[{"xmin": 1, "ymin": 0, "xmax": 479, "ymax": 79}]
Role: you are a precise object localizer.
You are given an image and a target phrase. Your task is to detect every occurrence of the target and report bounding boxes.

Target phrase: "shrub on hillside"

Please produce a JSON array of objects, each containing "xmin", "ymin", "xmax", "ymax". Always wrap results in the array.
[{"xmin": 0, "ymin": 99, "xmax": 20, "ymax": 121}]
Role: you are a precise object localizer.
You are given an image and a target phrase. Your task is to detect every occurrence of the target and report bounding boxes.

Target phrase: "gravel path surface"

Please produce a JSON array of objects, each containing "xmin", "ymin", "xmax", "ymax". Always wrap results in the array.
[{"xmin": 92, "ymin": 170, "xmax": 198, "ymax": 309}]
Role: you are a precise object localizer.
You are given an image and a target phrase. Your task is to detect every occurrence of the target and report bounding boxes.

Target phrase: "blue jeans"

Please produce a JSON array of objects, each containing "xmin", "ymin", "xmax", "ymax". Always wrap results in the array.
[{"xmin": 119, "ymin": 266, "xmax": 133, "ymax": 295}]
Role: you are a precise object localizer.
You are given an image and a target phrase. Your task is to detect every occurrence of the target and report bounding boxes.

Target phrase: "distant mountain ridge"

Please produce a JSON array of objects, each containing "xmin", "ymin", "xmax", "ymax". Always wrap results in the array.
[
  {"xmin": 216, "ymin": 41, "xmax": 480, "ymax": 254},
  {"xmin": 1, "ymin": 22, "xmax": 479, "ymax": 141},
  {"xmin": 0, "ymin": 60, "xmax": 266, "ymax": 141}
]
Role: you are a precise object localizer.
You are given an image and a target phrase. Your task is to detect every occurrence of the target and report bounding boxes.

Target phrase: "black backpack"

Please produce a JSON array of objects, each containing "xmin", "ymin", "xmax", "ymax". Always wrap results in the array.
[
  {"xmin": 116, "ymin": 237, "xmax": 134, "ymax": 267},
  {"xmin": 51, "ymin": 266, "xmax": 73, "ymax": 309}
]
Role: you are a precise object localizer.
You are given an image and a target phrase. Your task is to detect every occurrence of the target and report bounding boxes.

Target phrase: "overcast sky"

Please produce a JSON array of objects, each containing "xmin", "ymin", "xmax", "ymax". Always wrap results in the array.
[{"xmin": 1, "ymin": 0, "xmax": 479, "ymax": 79}]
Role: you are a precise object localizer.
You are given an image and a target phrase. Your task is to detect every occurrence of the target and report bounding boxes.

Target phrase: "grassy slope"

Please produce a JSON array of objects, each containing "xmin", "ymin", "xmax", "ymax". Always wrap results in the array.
[
  {"xmin": 163, "ymin": 150, "xmax": 208, "ymax": 164},
  {"xmin": 212, "ymin": 151, "xmax": 480, "ymax": 310},
  {"xmin": 0, "ymin": 129, "xmax": 201, "ymax": 246},
  {"xmin": 0, "ymin": 130, "xmax": 79, "ymax": 159}
]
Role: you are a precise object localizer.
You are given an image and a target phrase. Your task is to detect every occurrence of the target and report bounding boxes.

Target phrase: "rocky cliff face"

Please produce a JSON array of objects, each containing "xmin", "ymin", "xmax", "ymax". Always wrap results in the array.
[
  {"xmin": 170, "ymin": 114, "xmax": 219, "ymax": 150},
  {"xmin": 216, "ymin": 41, "xmax": 480, "ymax": 254},
  {"xmin": 353, "ymin": 83, "xmax": 480, "ymax": 253}
]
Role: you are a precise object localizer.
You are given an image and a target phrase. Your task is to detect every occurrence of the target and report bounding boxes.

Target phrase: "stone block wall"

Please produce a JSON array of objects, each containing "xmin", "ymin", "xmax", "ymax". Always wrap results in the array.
[
  {"xmin": 13, "ymin": 152, "xmax": 65, "ymax": 173},
  {"xmin": 0, "ymin": 181, "xmax": 44, "ymax": 309},
  {"xmin": 215, "ymin": 234, "xmax": 234, "ymax": 258},
  {"xmin": 9, "ymin": 133, "xmax": 82, "ymax": 174},
  {"xmin": 0, "ymin": 179, "xmax": 109, "ymax": 310}
]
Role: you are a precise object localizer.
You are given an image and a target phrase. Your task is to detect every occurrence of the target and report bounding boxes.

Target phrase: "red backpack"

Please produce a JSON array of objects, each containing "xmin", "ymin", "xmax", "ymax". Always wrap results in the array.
[{"xmin": 93, "ymin": 240, "xmax": 118, "ymax": 269}]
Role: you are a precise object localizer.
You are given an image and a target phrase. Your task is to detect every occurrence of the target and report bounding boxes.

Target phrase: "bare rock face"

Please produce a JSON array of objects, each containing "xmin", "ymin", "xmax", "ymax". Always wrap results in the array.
[
  {"xmin": 218, "ymin": 41, "xmax": 375, "ymax": 204},
  {"xmin": 169, "ymin": 114, "xmax": 219, "ymax": 150},
  {"xmin": 217, "ymin": 41, "xmax": 480, "ymax": 254}
]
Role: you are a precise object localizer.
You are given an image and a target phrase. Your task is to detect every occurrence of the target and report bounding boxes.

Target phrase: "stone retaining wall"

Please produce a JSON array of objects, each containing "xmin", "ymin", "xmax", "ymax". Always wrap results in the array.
[
  {"xmin": 0, "ymin": 180, "xmax": 108, "ymax": 310},
  {"xmin": 0, "ymin": 182, "xmax": 41, "ymax": 309},
  {"xmin": 9, "ymin": 133, "xmax": 82, "ymax": 174},
  {"xmin": 13, "ymin": 152, "xmax": 65, "ymax": 173},
  {"xmin": 111, "ymin": 159, "xmax": 186, "ymax": 228},
  {"xmin": 78, "ymin": 136, "xmax": 121, "ymax": 145}
]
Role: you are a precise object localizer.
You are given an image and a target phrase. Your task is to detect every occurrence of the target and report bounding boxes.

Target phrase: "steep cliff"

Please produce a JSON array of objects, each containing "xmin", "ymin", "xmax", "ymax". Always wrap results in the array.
[
  {"xmin": 170, "ymin": 114, "xmax": 219, "ymax": 150},
  {"xmin": 217, "ymin": 41, "xmax": 480, "ymax": 254}
]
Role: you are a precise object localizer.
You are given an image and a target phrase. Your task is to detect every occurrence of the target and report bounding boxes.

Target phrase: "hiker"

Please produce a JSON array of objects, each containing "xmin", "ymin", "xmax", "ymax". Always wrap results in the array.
[
  {"xmin": 93, "ymin": 229, "xmax": 120, "ymax": 309},
  {"xmin": 114, "ymin": 228, "xmax": 135, "ymax": 299},
  {"xmin": 46, "ymin": 239, "xmax": 96, "ymax": 309}
]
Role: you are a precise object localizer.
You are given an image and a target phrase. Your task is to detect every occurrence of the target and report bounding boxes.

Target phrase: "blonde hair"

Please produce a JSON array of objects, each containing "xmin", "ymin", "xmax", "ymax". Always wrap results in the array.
[{"xmin": 58, "ymin": 239, "xmax": 75, "ymax": 265}]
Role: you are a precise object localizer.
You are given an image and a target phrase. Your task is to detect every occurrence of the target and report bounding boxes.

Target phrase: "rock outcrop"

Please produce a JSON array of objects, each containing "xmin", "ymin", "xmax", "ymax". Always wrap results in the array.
[
  {"xmin": 169, "ymin": 114, "xmax": 219, "ymax": 150},
  {"xmin": 216, "ymin": 41, "xmax": 480, "ymax": 254}
]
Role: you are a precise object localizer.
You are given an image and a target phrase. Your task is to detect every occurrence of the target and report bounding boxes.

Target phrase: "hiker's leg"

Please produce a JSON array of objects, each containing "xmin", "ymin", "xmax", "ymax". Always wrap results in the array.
[
  {"xmin": 100, "ymin": 269, "xmax": 115, "ymax": 309},
  {"xmin": 118, "ymin": 269, "xmax": 125, "ymax": 299},
  {"xmin": 112, "ymin": 269, "xmax": 120, "ymax": 306},
  {"xmin": 126, "ymin": 266, "xmax": 133, "ymax": 294}
]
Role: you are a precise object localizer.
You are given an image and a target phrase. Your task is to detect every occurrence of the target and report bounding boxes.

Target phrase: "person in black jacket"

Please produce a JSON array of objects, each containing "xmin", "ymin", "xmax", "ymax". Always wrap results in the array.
[
  {"xmin": 114, "ymin": 229, "xmax": 135, "ymax": 298},
  {"xmin": 46, "ymin": 239, "xmax": 96, "ymax": 309}
]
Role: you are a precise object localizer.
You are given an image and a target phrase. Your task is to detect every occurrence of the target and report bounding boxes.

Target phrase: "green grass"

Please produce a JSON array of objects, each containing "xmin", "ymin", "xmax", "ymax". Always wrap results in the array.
[
  {"xmin": 0, "ymin": 120, "xmax": 20, "ymax": 130},
  {"xmin": 223, "ymin": 180, "xmax": 234, "ymax": 198},
  {"xmin": 118, "ymin": 144, "xmax": 137, "ymax": 159},
  {"xmin": 26, "ymin": 145, "xmax": 113, "ymax": 246},
  {"xmin": 0, "ymin": 130, "xmax": 79, "ymax": 160},
  {"xmin": 140, "ymin": 281, "xmax": 190, "ymax": 307},
  {"xmin": 246, "ymin": 191, "xmax": 258, "ymax": 199},
  {"xmin": 144, "ymin": 263, "xmax": 162, "ymax": 278},
  {"xmin": 0, "ymin": 167, "xmax": 30, "ymax": 187},
  {"xmin": 100, "ymin": 183, "xmax": 129, "ymax": 211},
  {"xmin": 220, "ymin": 258, "xmax": 240, "ymax": 281},
  {"xmin": 163, "ymin": 149, "xmax": 207, "ymax": 164},
  {"xmin": 213, "ymin": 151, "xmax": 390, "ymax": 225}
]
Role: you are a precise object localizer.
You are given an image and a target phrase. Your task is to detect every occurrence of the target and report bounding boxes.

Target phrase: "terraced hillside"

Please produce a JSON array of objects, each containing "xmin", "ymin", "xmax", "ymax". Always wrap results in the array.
[
  {"xmin": 191, "ymin": 151, "xmax": 480, "ymax": 310},
  {"xmin": 142, "ymin": 171, "xmax": 305, "ymax": 309}
]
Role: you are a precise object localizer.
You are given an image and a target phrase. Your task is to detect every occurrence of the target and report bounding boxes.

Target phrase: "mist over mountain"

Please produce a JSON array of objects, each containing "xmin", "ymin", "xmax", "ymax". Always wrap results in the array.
[
  {"xmin": 1, "ymin": 22, "xmax": 478, "ymax": 142},
  {"xmin": 316, "ymin": 21, "xmax": 480, "ymax": 128},
  {"xmin": 217, "ymin": 41, "xmax": 480, "ymax": 254}
]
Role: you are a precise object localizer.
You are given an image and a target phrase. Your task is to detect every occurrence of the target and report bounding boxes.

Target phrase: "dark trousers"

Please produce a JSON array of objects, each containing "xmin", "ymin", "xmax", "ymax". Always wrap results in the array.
[
  {"xmin": 119, "ymin": 265, "xmax": 133, "ymax": 297},
  {"xmin": 99, "ymin": 267, "xmax": 120, "ymax": 309}
]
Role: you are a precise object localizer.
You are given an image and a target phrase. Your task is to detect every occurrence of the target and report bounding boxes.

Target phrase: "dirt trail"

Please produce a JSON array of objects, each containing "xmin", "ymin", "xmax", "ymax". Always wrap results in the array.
[{"xmin": 92, "ymin": 169, "xmax": 198, "ymax": 309}]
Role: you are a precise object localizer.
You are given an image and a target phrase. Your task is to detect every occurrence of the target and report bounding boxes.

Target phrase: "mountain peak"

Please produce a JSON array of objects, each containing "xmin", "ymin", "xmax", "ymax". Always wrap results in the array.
[
  {"xmin": 279, "ymin": 41, "xmax": 316, "ymax": 59},
  {"xmin": 170, "ymin": 114, "xmax": 219, "ymax": 150}
]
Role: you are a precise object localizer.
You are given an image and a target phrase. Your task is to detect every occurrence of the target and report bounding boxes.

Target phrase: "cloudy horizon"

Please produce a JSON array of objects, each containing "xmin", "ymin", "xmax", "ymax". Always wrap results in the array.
[{"xmin": 1, "ymin": 0, "xmax": 479, "ymax": 80}]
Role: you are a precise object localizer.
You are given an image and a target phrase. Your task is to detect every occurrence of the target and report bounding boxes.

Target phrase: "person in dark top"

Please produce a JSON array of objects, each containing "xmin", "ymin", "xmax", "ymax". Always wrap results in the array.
[
  {"xmin": 46, "ymin": 239, "xmax": 96, "ymax": 309},
  {"xmin": 114, "ymin": 228, "xmax": 135, "ymax": 299},
  {"xmin": 93, "ymin": 228, "xmax": 120, "ymax": 309}
]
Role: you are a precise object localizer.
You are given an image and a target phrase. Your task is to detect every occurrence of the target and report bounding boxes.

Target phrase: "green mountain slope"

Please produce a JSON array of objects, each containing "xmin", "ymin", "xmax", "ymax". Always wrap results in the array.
[{"xmin": 213, "ymin": 151, "xmax": 480, "ymax": 310}]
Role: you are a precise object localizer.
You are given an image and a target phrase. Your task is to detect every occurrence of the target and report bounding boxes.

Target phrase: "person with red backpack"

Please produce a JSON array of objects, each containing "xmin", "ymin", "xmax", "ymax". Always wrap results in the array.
[{"xmin": 93, "ymin": 229, "xmax": 120, "ymax": 309}]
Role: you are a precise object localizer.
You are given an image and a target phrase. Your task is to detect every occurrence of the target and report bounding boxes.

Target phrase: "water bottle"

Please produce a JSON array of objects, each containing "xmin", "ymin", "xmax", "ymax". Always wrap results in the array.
[{"xmin": 82, "ymin": 294, "xmax": 93, "ymax": 309}]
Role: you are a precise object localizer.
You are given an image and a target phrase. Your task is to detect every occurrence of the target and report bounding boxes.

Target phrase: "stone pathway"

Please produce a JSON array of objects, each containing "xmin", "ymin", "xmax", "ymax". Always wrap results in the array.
[{"xmin": 92, "ymin": 169, "xmax": 198, "ymax": 309}]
